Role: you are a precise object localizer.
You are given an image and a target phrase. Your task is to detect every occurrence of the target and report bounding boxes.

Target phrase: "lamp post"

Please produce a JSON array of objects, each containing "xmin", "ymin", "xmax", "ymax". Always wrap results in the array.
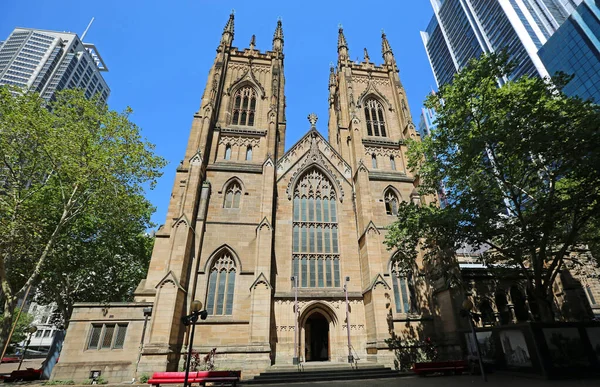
[
  {"xmin": 460, "ymin": 299, "xmax": 487, "ymax": 382},
  {"xmin": 343, "ymin": 276, "xmax": 353, "ymax": 364},
  {"xmin": 181, "ymin": 300, "xmax": 208, "ymax": 387},
  {"xmin": 134, "ymin": 307, "xmax": 152, "ymax": 380},
  {"xmin": 291, "ymin": 276, "xmax": 299, "ymax": 365},
  {"xmin": 17, "ymin": 326, "xmax": 37, "ymax": 371}
]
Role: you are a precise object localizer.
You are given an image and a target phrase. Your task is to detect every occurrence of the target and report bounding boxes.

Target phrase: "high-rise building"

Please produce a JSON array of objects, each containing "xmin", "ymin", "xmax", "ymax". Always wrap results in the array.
[
  {"xmin": 421, "ymin": 0, "xmax": 584, "ymax": 88},
  {"xmin": 538, "ymin": 0, "xmax": 600, "ymax": 101},
  {"xmin": 0, "ymin": 27, "xmax": 109, "ymax": 102}
]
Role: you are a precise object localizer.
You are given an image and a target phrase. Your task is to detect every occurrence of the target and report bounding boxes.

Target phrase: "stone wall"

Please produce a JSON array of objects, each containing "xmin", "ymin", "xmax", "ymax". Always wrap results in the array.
[{"xmin": 51, "ymin": 302, "xmax": 152, "ymax": 383}]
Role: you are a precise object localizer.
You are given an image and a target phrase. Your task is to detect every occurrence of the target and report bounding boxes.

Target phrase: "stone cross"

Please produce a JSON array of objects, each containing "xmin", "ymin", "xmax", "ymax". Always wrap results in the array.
[{"xmin": 307, "ymin": 113, "xmax": 318, "ymax": 128}]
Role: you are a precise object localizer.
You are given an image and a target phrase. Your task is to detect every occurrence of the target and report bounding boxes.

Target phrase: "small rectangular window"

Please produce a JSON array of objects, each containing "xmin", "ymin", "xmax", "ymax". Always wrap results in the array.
[
  {"xmin": 101, "ymin": 324, "xmax": 115, "ymax": 349},
  {"xmin": 88, "ymin": 325, "xmax": 102, "ymax": 349},
  {"xmin": 113, "ymin": 324, "xmax": 128, "ymax": 349}
]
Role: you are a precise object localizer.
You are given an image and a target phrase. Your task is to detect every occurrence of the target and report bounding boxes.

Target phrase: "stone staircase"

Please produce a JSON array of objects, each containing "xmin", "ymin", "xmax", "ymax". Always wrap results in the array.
[{"xmin": 242, "ymin": 362, "xmax": 407, "ymax": 384}]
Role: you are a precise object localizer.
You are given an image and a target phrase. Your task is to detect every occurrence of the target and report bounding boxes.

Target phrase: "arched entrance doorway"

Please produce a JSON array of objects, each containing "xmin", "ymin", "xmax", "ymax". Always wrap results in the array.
[{"xmin": 304, "ymin": 312, "xmax": 329, "ymax": 361}]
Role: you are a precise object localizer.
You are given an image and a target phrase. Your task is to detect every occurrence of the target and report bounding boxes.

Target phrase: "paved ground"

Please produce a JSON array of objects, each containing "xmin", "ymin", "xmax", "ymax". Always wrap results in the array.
[
  {"xmin": 0, "ymin": 359, "xmax": 43, "ymax": 374},
  {"xmin": 244, "ymin": 374, "xmax": 600, "ymax": 387}
]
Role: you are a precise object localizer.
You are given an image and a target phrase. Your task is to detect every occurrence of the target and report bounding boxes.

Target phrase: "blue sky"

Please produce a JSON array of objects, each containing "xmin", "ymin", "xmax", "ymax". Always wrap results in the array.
[{"xmin": 1, "ymin": 0, "xmax": 437, "ymax": 227}]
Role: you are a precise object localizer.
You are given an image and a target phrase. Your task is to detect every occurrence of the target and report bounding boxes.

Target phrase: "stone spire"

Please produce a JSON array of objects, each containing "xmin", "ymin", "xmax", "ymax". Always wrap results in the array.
[
  {"xmin": 328, "ymin": 64, "xmax": 336, "ymax": 87},
  {"xmin": 272, "ymin": 18, "xmax": 284, "ymax": 52},
  {"xmin": 221, "ymin": 12, "xmax": 235, "ymax": 47},
  {"xmin": 337, "ymin": 26, "xmax": 349, "ymax": 62},
  {"xmin": 381, "ymin": 31, "xmax": 395, "ymax": 65},
  {"xmin": 364, "ymin": 47, "xmax": 370, "ymax": 63},
  {"xmin": 250, "ymin": 34, "xmax": 256, "ymax": 50}
]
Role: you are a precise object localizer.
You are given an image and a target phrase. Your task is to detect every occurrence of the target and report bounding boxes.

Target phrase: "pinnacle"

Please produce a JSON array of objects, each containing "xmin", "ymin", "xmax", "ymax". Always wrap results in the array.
[
  {"xmin": 223, "ymin": 12, "xmax": 235, "ymax": 36},
  {"xmin": 338, "ymin": 27, "xmax": 348, "ymax": 50},
  {"xmin": 381, "ymin": 32, "xmax": 392, "ymax": 56},
  {"xmin": 273, "ymin": 19, "xmax": 284, "ymax": 40}
]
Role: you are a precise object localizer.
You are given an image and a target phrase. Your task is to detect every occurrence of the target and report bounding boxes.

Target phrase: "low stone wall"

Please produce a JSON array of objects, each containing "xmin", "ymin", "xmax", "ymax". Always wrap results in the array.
[{"xmin": 51, "ymin": 302, "xmax": 153, "ymax": 383}]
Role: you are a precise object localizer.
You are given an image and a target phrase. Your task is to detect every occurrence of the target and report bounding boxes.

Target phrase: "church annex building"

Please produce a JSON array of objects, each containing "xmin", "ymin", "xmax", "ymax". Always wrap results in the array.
[{"xmin": 53, "ymin": 14, "xmax": 597, "ymax": 381}]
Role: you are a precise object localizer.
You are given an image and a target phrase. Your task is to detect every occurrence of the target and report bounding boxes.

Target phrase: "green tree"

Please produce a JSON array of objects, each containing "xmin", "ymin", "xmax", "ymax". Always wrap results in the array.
[
  {"xmin": 34, "ymin": 207, "xmax": 155, "ymax": 327},
  {"xmin": 385, "ymin": 53, "xmax": 600, "ymax": 322},
  {"xmin": 0, "ymin": 309, "xmax": 33, "ymax": 349},
  {"xmin": 0, "ymin": 87, "xmax": 166, "ymax": 350}
]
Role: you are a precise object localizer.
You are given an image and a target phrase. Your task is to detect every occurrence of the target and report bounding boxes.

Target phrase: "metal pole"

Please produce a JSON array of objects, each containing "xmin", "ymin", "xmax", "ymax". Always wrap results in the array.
[
  {"xmin": 468, "ymin": 313, "xmax": 487, "ymax": 382},
  {"xmin": 344, "ymin": 278, "xmax": 352, "ymax": 363},
  {"xmin": 0, "ymin": 285, "xmax": 32, "ymax": 364},
  {"xmin": 183, "ymin": 314, "xmax": 198, "ymax": 387},
  {"xmin": 134, "ymin": 311, "xmax": 151, "ymax": 379},
  {"xmin": 292, "ymin": 276, "xmax": 299, "ymax": 365},
  {"xmin": 17, "ymin": 334, "xmax": 33, "ymax": 371}
]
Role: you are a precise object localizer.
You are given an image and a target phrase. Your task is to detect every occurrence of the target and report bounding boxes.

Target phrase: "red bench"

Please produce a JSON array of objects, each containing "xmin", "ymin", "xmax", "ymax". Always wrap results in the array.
[
  {"xmin": 412, "ymin": 360, "xmax": 468, "ymax": 376},
  {"xmin": 148, "ymin": 371, "xmax": 241, "ymax": 386},
  {"xmin": 3, "ymin": 368, "xmax": 42, "ymax": 382}
]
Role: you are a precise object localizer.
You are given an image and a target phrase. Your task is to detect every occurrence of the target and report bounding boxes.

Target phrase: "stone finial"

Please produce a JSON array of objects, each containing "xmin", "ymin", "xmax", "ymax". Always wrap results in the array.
[
  {"xmin": 250, "ymin": 34, "xmax": 256, "ymax": 50},
  {"xmin": 329, "ymin": 64, "xmax": 336, "ymax": 87},
  {"xmin": 381, "ymin": 31, "xmax": 395, "ymax": 65},
  {"xmin": 364, "ymin": 47, "xmax": 370, "ymax": 63},
  {"xmin": 337, "ymin": 26, "xmax": 349, "ymax": 61},
  {"xmin": 220, "ymin": 12, "xmax": 235, "ymax": 47},
  {"xmin": 272, "ymin": 19, "xmax": 284, "ymax": 52},
  {"xmin": 308, "ymin": 113, "xmax": 318, "ymax": 129}
]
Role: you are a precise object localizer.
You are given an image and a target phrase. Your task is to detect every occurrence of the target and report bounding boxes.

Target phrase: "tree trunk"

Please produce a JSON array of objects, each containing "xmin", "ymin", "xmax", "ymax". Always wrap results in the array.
[
  {"xmin": 0, "ymin": 301, "xmax": 16, "ymax": 355},
  {"xmin": 533, "ymin": 291, "xmax": 555, "ymax": 323}
]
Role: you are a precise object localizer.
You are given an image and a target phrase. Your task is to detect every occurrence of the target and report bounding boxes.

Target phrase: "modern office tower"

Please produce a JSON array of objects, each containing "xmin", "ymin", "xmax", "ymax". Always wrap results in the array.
[
  {"xmin": 421, "ymin": 0, "xmax": 584, "ymax": 87},
  {"xmin": 419, "ymin": 106, "xmax": 438, "ymax": 139},
  {"xmin": 0, "ymin": 27, "xmax": 109, "ymax": 102},
  {"xmin": 538, "ymin": 0, "xmax": 600, "ymax": 101}
]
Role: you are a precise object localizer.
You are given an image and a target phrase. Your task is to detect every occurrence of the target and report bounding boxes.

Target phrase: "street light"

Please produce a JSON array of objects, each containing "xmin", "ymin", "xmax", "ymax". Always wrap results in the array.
[
  {"xmin": 460, "ymin": 299, "xmax": 487, "ymax": 382},
  {"xmin": 343, "ymin": 276, "xmax": 353, "ymax": 364},
  {"xmin": 17, "ymin": 326, "xmax": 37, "ymax": 371},
  {"xmin": 181, "ymin": 300, "xmax": 208, "ymax": 387},
  {"xmin": 291, "ymin": 276, "xmax": 299, "ymax": 365}
]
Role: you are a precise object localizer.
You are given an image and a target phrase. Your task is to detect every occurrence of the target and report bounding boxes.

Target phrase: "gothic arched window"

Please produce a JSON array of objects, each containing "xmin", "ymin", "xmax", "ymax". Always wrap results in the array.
[
  {"xmin": 390, "ymin": 156, "xmax": 396, "ymax": 171},
  {"xmin": 224, "ymin": 145, "xmax": 232, "ymax": 160},
  {"xmin": 224, "ymin": 181, "xmax": 242, "ymax": 209},
  {"xmin": 479, "ymin": 300, "xmax": 496, "ymax": 326},
  {"xmin": 384, "ymin": 189, "xmax": 399, "ymax": 216},
  {"xmin": 364, "ymin": 98, "xmax": 387, "ymax": 137},
  {"xmin": 391, "ymin": 260, "xmax": 414, "ymax": 314},
  {"xmin": 371, "ymin": 154, "xmax": 378, "ymax": 169},
  {"xmin": 292, "ymin": 169, "xmax": 340, "ymax": 288},
  {"xmin": 205, "ymin": 252, "xmax": 236, "ymax": 315},
  {"xmin": 232, "ymin": 86, "xmax": 256, "ymax": 126},
  {"xmin": 245, "ymin": 146, "xmax": 252, "ymax": 161}
]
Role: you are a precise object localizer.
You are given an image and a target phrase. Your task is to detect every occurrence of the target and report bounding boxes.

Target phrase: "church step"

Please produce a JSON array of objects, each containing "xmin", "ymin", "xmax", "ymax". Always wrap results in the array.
[
  {"xmin": 242, "ymin": 365, "xmax": 406, "ymax": 384},
  {"xmin": 263, "ymin": 362, "xmax": 386, "ymax": 373}
]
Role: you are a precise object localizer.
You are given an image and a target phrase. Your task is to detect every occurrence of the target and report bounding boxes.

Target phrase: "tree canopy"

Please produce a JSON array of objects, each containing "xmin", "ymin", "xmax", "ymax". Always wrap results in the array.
[
  {"xmin": 385, "ymin": 53, "xmax": 600, "ymax": 322},
  {"xmin": 0, "ymin": 87, "xmax": 166, "ymax": 348}
]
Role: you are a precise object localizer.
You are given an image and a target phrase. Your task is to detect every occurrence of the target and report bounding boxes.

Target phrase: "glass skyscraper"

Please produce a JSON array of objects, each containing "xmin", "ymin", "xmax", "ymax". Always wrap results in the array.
[
  {"xmin": 0, "ymin": 28, "xmax": 109, "ymax": 102},
  {"xmin": 421, "ymin": 0, "xmax": 584, "ymax": 87},
  {"xmin": 538, "ymin": 0, "xmax": 600, "ymax": 102}
]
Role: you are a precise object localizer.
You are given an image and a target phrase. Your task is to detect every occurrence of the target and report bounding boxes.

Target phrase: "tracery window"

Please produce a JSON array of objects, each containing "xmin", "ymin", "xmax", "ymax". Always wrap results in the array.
[
  {"xmin": 292, "ymin": 169, "xmax": 340, "ymax": 288},
  {"xmin": 205, "ymin": 252, "xmax": 236, "ymax": 315},
  {"xmin": 224, "ymin": 181, "xmax": 242, "ymax": 209},
  {"xmin": 232, "ymin": 86, "xmax": 256, "ymax": 126},
  {"xmin": 384, "ymin": 189, "xmax": 399, "ymax": 216},
  {"xmin": 364, "ymin": 98, "xmax": 386, "ymax": 137},
  {"xmin": 391, "ymin": 260, "xmax": 414, "ymax": 314}
]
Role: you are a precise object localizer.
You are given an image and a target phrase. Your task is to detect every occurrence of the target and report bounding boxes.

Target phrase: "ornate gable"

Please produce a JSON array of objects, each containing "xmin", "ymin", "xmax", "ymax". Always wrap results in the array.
[{"xmin": 277, "ymin": 128, "xmax": 352, "ymax": 202}]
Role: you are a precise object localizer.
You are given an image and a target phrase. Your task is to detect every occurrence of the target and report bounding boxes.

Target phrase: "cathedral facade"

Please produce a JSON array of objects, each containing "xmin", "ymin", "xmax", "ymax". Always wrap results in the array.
[{"xmin": 52, "ymin": 15, "xmax": 455, "ymax": 381}]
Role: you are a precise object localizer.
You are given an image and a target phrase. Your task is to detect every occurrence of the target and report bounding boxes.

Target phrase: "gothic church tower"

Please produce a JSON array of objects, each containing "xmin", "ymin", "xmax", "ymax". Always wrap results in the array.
[{"xmin": 134, "ymin": 14, "xmax": 286, "ymax": 373}]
